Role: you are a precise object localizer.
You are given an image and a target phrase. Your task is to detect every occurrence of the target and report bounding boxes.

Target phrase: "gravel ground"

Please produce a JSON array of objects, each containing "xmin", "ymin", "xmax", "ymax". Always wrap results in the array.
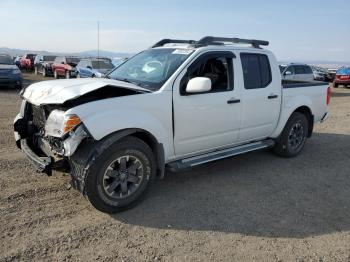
[{"xmin": 0, "ymin": 73, "xmax": 350, "ymax": 261}]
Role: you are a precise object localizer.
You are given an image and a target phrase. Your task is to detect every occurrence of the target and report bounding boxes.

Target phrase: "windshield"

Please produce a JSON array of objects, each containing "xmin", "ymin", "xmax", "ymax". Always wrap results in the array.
[
  {"xmin": 92, "ymin": 60, "xmax": 114, "ymax": 69},
  {"xmin": 107, "ymin": 48, "xmax": 193, "ymax": 91},
  {"xmin": 43, "ymin": 55, "xmax": 57, "ymax": 62},
  {"xmin": 66, "ymin": 57, "xmax": 80, "ymax": 65},
  {"xmin": 0, "ymin": 55, "xmax": 13, "ymax": 65}
]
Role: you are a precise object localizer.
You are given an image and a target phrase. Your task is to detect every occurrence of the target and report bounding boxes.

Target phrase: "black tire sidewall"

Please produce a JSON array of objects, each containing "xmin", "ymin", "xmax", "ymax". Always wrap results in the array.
[
  {"xmin": 275, "ymin": 112, "xmax": 308, "ymax": 157},
  {"xmin": 85, "ymin": 137, "xmax": 156, "ymax": 213}
]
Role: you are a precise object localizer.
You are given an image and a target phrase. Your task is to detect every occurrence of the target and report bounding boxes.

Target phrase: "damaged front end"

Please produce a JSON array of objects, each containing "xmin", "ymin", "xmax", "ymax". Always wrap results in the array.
[{"xmin": 14, "ymin": 100, "xmax": 90, "ymax": 176}]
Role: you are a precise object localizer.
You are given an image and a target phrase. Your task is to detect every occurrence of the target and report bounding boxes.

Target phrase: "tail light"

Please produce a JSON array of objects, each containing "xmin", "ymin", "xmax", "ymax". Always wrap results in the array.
[
  {"xmin": 337, "ymin": 75, "xmax": 350, "ymax": 80},
  {"xmin": 326, "ymin": 85, "xmax": 331, "ymax": 105}
]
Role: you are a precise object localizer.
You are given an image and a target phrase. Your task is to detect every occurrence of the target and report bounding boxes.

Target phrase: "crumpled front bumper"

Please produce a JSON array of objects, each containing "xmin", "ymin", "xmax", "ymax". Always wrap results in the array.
[
  {"xmin": 20, "ymin": 139, "xmax": 52, "ymax": 174},
  {"xmin": 14, "ymin": 114, "xmax": 53, "ymax": 175}
]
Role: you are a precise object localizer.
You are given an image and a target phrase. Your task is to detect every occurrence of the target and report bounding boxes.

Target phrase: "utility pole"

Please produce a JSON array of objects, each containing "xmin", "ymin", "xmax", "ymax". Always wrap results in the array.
[{"xmin": 97, "ymin": 21, "xmax": 100, "ymax": 68}]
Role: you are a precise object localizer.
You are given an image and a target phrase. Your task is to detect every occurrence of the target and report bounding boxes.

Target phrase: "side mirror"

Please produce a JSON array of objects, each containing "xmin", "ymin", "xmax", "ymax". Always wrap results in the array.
[
  {"xmin": 87, "ymin": 66, "xmax": 92, "ymax": 70},
  {"xmin": 284, "ymin": 71, "xmax": 292, "ymax": 75},
  {"xmin": 186, "ymin": 77, "xmax": 212, "ymax": 94}
]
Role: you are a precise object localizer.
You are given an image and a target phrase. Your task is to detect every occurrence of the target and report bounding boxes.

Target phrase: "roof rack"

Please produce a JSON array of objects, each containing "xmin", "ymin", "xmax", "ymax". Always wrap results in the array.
[
  {"xmin": 152, "ymin": 36, "xmax": 269, "ymax": 49},
  {"xmin": 152, "ymin": 39, "xmax": 197, "ymax": 48},
  {"xmin": 196, "ymin": 36, "xmax": 269, "ymax": 48}
]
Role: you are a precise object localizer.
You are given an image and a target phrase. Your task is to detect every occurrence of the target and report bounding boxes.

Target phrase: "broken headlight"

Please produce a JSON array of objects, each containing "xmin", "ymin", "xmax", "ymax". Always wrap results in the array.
[{"xmin": 45, "ymin": 110, "xmax": 82, "ymax": 138}]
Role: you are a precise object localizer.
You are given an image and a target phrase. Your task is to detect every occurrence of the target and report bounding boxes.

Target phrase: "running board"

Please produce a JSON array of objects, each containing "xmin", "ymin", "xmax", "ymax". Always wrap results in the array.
[{"xmin": 167, "ymin": 139, "xmax": 275, "ymax": 172}]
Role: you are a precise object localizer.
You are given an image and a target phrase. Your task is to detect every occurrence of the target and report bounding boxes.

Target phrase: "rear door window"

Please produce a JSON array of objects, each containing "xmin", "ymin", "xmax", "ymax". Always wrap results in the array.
[
  {"xmin": 240, "ymin": 53, "xmax": 272, "ymax": 89},
  {"xmin": 294, "ymin": 65, "xmax": 305, "ymax": 74},
  {"xmin": 304, "ymin": 66, "xmax": 313, "ymax": 74}
]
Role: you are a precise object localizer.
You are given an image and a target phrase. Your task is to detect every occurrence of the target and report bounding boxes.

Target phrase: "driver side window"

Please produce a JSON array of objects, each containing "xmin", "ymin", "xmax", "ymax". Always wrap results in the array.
[{"xmin": 180, "ymin": 52, "xmax": 233, "ymax": 95}]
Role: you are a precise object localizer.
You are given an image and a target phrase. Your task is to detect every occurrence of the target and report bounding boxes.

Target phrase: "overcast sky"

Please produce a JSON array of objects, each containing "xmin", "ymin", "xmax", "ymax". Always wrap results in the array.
[{"xmin": 1, "ymin": 0, "xmax": 349, "ymax": 62}]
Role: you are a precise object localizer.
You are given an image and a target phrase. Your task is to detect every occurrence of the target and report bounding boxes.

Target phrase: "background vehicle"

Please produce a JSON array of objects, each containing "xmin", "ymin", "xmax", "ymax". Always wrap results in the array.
[
  {"xmin": 333, "ymin": 67, "xmax": 350, "ymax": 88},
  {"xmin": 311, "ymin": 66, "xmax": 329, "ymax": 82},
  {"xmin": 281, "ymin": 63, "xmax": 314, "ymax": 82},
  {"xmin": 76, "ymin": 58, "xmax": 114, "ymax": 78},
  {"xmin": 0, "ymin": 54, "xmax": 22, "ymax": 88},
  {"xmin": 34, "ymin": 54, "xmax": 57, "ymax": 77},
  {"xmin": 52, "ymin": 56, "xmax": 80, "ymax": 79},
  {"xmin": 19, "ymin": 54, "xmax": 36, "ymax": 71},
  {"xmin": 14, "ymin": 36, "xmax": 330, "ymax": 213},
  {"xmin": 112, "ymin": 57, "xmax": 127, "ymax": 67},
  {"xmin": 327, "ymin": 68, "xmax": 337, "ymax": 82},
  {"xmin": 13, "ymin": 56, "xmax": 21, "ymax": 68}
]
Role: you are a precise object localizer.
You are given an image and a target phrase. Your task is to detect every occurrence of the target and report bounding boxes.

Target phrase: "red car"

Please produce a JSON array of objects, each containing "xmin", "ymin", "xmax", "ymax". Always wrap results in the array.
[
  {"xmin": 19, "ymin": 54, "xmax": 36, "ymax": 71},
  {"xmin": 52, "ymin": 56, "xmax": 81, "ymax": 79},
  {"xmin": 333, "ymin": 67, "xmax": 350, "ymax": 88}
]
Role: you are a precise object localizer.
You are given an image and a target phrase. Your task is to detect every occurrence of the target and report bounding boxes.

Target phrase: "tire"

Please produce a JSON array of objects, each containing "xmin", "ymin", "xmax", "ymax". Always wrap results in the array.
[
  {"xmin": 54, "ymin": 70, "xmax": 58, "ymax": 79},
  {"xmin": 85, "ymin": 136, "xmax": 156, "ymax": 213},
  {"xmin": 273, "ymin": 112, "xmax": 308, "ymax": 158},
  {"xmin": 333, "ymin": 82, "xmax": 338, "ymax": 88},
  {"xmin": 65, "ymin": 71, "xmax": 70, "ymax": 79}
]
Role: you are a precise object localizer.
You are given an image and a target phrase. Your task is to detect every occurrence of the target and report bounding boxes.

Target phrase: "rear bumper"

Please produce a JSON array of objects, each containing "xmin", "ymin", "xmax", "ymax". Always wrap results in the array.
[
  {"xmin": 0, "ymin": 76, "xmax": 22, "ymax": 87},
  {"xmin": 334, "ymin": 79, "xmax": 350, "ymax": 85}
]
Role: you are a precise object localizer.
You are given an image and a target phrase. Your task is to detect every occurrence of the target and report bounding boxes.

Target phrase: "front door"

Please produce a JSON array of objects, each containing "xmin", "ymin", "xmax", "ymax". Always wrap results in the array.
[{"xmin": 173, "ymin": 51, "xmax": 242, "ymax": 157}]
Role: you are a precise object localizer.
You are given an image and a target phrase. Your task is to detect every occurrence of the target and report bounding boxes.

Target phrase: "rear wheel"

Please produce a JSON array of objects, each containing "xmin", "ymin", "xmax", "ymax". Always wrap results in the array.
[
  {"xmin": 273, "ymin": 112, "xmax": 308, "ymax": 157},
  {"xmin": 85, "ymin": 136, "xmax": 156, "ymax": 213}
]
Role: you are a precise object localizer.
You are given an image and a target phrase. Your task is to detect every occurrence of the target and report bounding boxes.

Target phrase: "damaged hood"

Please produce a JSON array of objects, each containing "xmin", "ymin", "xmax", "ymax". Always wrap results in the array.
[{"xmin": 22, "ymin": 78, "xmax": 149, "ymax": 106}]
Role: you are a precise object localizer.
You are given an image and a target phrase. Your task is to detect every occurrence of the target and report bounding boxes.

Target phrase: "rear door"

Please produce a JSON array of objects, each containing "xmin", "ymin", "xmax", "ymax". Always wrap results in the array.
[
  {"xmin": 238, "ymin": 52, "xmax": 281, "ymax": 142},
  {"xmin": 173, "ymin": 51, "xmax": 242, "ymax": 157}
]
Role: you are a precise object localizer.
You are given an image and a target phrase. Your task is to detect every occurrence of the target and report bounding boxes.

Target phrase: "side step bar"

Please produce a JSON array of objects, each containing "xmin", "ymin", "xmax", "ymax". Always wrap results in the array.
[{"xmin": 167, "ymin": 139, "xmax": 275, "ymax": 172}]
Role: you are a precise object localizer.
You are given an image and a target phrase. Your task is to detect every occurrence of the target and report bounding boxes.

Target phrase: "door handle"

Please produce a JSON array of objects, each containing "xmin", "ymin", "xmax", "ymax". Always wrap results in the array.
[
  {"xmin": 227, "ymin": 98, "xmax": 241, "ymax": 104},
  {"xmin": 268, "ymin": 95, "xmax": 278, "ymax": 99}
]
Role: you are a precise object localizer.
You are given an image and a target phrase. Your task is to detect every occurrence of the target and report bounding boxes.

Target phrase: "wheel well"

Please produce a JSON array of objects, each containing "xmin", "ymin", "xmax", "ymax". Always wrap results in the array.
[
  {"xmin": 294, "ymin": 106, "xmax": 314, "ymax": 137},
  {"xmin": 100, "ymin": 129, "xmax": 165, "ymax": 179}
]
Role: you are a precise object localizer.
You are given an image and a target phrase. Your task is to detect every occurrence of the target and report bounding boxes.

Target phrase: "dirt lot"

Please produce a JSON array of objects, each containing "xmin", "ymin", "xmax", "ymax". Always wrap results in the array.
[{"xmin": 1, "ymin": 73, "xmax": 350, "ymax": 261}]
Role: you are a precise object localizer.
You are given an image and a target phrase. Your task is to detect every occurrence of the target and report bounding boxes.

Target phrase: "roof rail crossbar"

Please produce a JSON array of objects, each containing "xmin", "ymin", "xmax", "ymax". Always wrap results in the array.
[
  {"xmin": 196, "ymin": 36, "xmax": 269, "ymax": 48},
  {"xmin": 152, "ymin": 39, "xmax": 196, "ymax": 48}
]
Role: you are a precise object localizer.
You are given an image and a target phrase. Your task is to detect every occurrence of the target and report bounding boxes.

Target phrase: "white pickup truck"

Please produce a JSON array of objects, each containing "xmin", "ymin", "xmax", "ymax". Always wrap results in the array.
[{"xmin": 14, "ymin": 36, "xmax": 331, "ymax": 213}]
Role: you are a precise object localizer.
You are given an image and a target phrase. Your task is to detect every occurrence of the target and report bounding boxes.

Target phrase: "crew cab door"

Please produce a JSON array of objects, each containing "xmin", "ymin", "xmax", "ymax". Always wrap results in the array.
[
  {"xmin": 238, "ymin": 52, "xmax": 281, "ymax": 142},
  {"xmin": 173, "ymin": 51, "xmax": 242, "ymax": 157}
]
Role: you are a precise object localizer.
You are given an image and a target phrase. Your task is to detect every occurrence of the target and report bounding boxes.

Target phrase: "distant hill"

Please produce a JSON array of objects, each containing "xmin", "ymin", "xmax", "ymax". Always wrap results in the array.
[
  {"xmin": 77, "ymin": 50, "xmax": 132, "ymax": 59},
  {"xmin": 0, "ymin": 47, "xmax": 133, "ymax": 59}
]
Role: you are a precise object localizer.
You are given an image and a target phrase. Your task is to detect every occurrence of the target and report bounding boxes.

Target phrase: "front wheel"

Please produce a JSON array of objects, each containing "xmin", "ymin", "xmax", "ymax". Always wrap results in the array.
[
  {"xmin": 85, "ymin": 136, "xmax": 156, "ymax": 213},
  {"xmin": 273, "ymin": 112, "xmax": 308, "ymax": 158}
]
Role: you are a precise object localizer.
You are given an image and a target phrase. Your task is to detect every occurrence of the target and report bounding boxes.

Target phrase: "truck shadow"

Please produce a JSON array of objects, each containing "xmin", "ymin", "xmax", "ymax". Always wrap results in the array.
[{"xmin": 112, "ymin": 132, "xmax": 350, "ymax": 238}]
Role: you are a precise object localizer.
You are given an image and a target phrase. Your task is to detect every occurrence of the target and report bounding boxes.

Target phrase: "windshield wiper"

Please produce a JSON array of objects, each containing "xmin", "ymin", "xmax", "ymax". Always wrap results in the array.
[
  {"xmin": 114, "ymin": 78, "xmax": 144, "ymax": 87},
  {"xmin": 111, "ymin": 77, "xmax": 152, "ymax": 92}
]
